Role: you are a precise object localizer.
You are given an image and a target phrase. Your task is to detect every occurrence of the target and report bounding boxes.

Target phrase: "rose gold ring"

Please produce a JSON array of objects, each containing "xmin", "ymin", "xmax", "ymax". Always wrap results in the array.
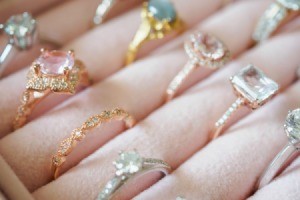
[
  {"xmin": 165, "ymin": 31, "xmax": 230, "ymax": 102},
  {"xmin": 51, "ymin": 108, "xmax": 136, "ymax": 179},
  {"xmin": 212, "ymin": 65, "xmax": 279, "ymax": 139},
  {"xmin": 13, "ymin": 49, "xmax": 91, "ymax": 130}
]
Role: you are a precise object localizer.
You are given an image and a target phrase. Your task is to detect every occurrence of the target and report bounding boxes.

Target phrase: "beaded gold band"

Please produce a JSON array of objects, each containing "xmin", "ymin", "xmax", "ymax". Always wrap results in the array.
[{"xmin": 51, "ymin": 108, "xmax": 136, "ymax": 179}]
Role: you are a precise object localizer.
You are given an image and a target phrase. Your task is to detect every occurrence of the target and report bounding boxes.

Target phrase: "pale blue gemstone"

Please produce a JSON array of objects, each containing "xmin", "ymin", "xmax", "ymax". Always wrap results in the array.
[{"xmin": 148, "ymin": 0, "xmax": 176, "ymax": 22}]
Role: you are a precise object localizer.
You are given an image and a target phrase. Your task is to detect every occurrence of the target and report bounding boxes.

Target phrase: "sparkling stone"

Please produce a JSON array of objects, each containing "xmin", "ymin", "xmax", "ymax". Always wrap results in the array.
[
  {"xmin": 277, "ymin": 0, "xmax": 300, "ymax": 10},
  {"xmin": 192, "ymin": 33, "xmax": 225, "ymax": 60},
  {"xmin": 36, "ymin": 50, "xmax": 74, "ymax": 75},
  {"xmin": 114, "ymin": 151, "xmax": 142, "ymax": 175},
  {"xmin": 285, "ymin": 108, "xmax": 300, "ymax": 141},
  {"xmin": 4, "ymin": 12, "xmax": 36, "ymax": 37},
  {"xmin": 231, "ymin": 65, "xmax": 279, "ymax": 107},
  {"xmin": 4, "ymin": 12, "xmax": 36, "ymax": 49},
  {"xmin": 148, "ymin": 0, "xmax": 176, "ymax": 22}
]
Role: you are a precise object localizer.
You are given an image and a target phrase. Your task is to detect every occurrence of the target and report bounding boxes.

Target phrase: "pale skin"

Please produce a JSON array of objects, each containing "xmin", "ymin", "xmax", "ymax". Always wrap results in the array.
[{"xmin": 0, "ymin": 0, "xmax": 299, "ymax": 199}]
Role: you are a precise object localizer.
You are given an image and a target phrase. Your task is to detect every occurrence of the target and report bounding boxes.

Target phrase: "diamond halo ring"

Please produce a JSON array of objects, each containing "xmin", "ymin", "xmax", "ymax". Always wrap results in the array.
[
  {"xmin": 165, "ymin": 31, "xmax": 230, "ymax": 102},
  {"xmin": 13, "ymin": 49, "xmax": 91, "ymax": 130},
  {"xmin": 257, "ymin": 108, "xmax": 300, "ymax": 189},
  {"xmin": 97, "ymin": 150, "xmax": 171, "ymax": 200},
  {"xmin": 0, "ymin": 12, "xmax": 37, "ymax": 77},
  {"xmin": 212, "ymin": 65, "xmax": 279, "ymax": 139},
  {"xmin": 253, "ymin": 0, "xmax": 300, "ymax": 43}
]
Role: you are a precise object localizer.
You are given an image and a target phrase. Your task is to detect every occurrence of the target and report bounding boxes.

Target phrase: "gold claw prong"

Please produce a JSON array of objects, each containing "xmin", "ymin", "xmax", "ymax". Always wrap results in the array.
[
  {"xmin": 33, "ymin": 64, "xmax": 41, "ymax": 76},
  {"xmin": 63, "ymin": 67, "xmax": 70, "ymax": 77}
]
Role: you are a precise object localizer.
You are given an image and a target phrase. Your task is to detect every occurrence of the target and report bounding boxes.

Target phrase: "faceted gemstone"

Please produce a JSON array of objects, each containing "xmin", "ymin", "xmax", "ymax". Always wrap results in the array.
[
  {"xmin": 36, "ymin": 50, "xmax": 74, "ymax": 75},
  {"xmin": 4, "ymin": 12, "xmax": 36, "ymax": 49},
  {"xmin": 192, "ymin": 33, "xmax": 225, "ymax": 60},
  {"xmin": 148, "ymin": 0, "xmax": 176, "ymax": 22},
  {"xmin": 4, "ymin": 12, "xmax": 36, "ymax": 37},
  {"xmin": 277, "ymin": 0, "xmax": 300, "ymax": 10},
  {"xmin": 231, "ymin": 65, "xmax": 279, "ymax": 107},
  {"xmin": 114, "ymin": 151, "xmax": 142, "ymax": 175},
  {"xmin": 285, "ymin": 108, "xmax": 300, "ymax": 141}
]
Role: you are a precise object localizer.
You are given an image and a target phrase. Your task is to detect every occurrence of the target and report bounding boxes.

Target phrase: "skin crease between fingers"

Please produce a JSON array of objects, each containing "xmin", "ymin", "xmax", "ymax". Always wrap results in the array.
[
  {"xmin": 135, "ymin": 81, "xmax": 300, "ymax": 200},
  {"xmin": 0, "ymin": 0, "xmax": 271, "ymax": 191},
  {"xmin": 31, "ymin": 32, "xmax": 300, "ymax": 200},
  {"xmin": 0, "ymin": 0, "xmax": 224, "ymax": 137},
  {"xmin": 0, "ymin": 0, "xmax": 143, "ymax": 77}
]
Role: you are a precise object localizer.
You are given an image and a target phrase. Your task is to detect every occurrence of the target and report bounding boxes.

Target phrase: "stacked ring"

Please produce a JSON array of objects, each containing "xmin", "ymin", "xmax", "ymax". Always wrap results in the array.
[{"xmin": 51, "ymin": 108, "xmax": 136, "ymax": 179}]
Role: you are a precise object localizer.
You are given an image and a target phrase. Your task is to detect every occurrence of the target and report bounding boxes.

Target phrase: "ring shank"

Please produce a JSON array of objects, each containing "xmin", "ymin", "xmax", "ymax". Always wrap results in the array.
[
  {"xmin": 257, "ymin": 143, "xmax": 296, "ymax": 189},
  {"xmin": 0, "ymin": 43, "xmax": 14, "ymax": 77},
  {"xmin": 97, "ymin": 158, "xmax": 171, "ymax": 200}
]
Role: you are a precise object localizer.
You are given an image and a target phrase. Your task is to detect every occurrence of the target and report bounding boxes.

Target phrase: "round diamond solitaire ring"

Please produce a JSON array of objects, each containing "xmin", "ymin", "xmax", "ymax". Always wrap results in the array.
[
  {"xmin": 253, "ymin": 0, "xmax": 300, "ymax": 43},
  {"xmin": 257, "ymin": 108, "xmax": 300, "ymax": 189},
  {"xmin": 13, "ymin": 49, "xmax": 90, "ymax": 130},
  {"xmin": 51, "ymin": 108, "xmax": 136, "ymax": 179},
  {"xmin": 165, "ymin": 31, "xmax": 230, "ymax": 102},
  {"xmin": 0, "ymin": 12, "xmax": 37, "ymax": 77},
  {"xmin": 125, "ymin": 0, "xmax": 184, "ymax": 65},
  {"xmin": 97, "ymin": 150, "xmax": 171, "ymax": 200},
  {"xmin": 212, "ymin": 65, "xmax": 279, "ymax": 139}
]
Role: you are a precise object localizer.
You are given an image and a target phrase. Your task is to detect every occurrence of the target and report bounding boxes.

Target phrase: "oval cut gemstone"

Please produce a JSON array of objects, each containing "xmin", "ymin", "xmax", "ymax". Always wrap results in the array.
[
  {"xmin": 192, "ymin": 33, "xmax": 225, "ymax": 60},
  {"xmin": 36, "ymin": 50, "xmax": 74, "ymax": 75},
  {"xmin": 148, "ymin": 0, "xmax": 176, "ymax": 22},
  {"xmin": 285, "ymin": 108, "xmax": 300, "ymax": 141}
]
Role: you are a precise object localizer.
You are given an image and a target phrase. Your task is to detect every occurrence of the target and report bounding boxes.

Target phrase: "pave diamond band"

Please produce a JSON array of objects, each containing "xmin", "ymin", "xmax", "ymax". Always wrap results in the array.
[
  {"xmin": 52, "ymin": 109, "xmax": 136, "ymax": 179},
  {"xmin": 212, "ymin": 65, "xmax": 279, "ymax": 139},
  {"xmin": 97, "ymin": 151, "xmax": 171, "ymax": 200},
  {"xmin": 257, "ymin": 108, "xmax": 300, "ymax": 189},
  {"xmin": 166, "ymin": 31, "xmax": 230, "ymax": 101},
  {"xmin": 253, "ymin": 0, "xmax": 300, "ymax": 43},
  {"xmin": 93, "ymin": 0, "xmax": 116, "ymax": 26}
]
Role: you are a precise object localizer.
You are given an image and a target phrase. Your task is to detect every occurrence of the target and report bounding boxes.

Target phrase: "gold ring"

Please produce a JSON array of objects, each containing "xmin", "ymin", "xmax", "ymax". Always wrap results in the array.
[{"xmin": 125, "ymin": 0, "xmax": 184, "ymax": 65}]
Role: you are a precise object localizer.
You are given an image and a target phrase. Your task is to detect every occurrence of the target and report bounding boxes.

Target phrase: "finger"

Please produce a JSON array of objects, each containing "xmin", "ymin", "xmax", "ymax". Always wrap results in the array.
[
  {"xmin": 32, "ymin": 28, "xmax": 300, "ymax": 200},
  {"xmin": 0, "ymin": 0, "xmax": 226, "ymax": 136},
  {"xmin": 0, "ymin": 0, "xmax": 143, "ymax": 77},
  {"xmin": 0, "ymin": 0, "xmax": 266, "ymax": 191},
  {"xmin": 136, "ymin": 81, "xmax": 300, "ymax": 200}
]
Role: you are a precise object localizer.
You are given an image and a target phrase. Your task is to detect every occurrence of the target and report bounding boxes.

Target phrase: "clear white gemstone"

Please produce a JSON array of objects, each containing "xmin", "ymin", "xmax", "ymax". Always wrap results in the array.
[
  {"xmin": 114, "ymin": 151, "xmax": 142, "ymax": 175},
  {"xmin": 285, "ymin": 108, "xmax": 300, "ymax": 141},
  {"xmin": 231, "ymin": 65, "xmax": 279, "ymax": 108},
  {"xmin": 277, "ymin": 0, "xmax": 300, "ymax": 10}
]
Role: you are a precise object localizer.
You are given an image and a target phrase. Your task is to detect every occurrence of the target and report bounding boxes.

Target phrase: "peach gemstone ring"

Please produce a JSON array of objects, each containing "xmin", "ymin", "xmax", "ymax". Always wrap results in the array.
[
  {"xmin": 13, "ymin": 49, "xmax": 90, "ymax": 130},
  {"xmin": 165, "ymin": 31, "xmax": 230, "ymax": 102},
  {"xmin": 51, "ymin": 108, "xmax": 136, "ymax": 179},
  {"xmin": 212, "ymin": 65, "xmax": 279, "ymax": 139}
]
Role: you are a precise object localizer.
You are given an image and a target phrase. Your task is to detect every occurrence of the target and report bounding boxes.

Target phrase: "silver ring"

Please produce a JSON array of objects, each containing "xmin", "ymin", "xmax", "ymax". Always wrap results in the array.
[
  {"xmin": 257, "ymin": 108, "xmax": 300, "ymax": 189},
  {"xmin": 97, "ymin": 150, "xmax": 171, "ymax": 200},
  {"xmin": 93, "ymin": 0, "xmax": 116, "ymax": 26},
  {"xmin": 0, "ymin": 12, "xmax": 37, "ymax": 77},
  {"xmin": 253, "ymin": 0, "xmax": 300, "ymax": 43}
]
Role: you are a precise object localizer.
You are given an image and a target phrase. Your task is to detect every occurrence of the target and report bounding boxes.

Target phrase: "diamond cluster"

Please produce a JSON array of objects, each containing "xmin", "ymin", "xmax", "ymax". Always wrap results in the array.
[{"xmin": 185, "ymin": 32, "xmax": 230, "ymax": 69}]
